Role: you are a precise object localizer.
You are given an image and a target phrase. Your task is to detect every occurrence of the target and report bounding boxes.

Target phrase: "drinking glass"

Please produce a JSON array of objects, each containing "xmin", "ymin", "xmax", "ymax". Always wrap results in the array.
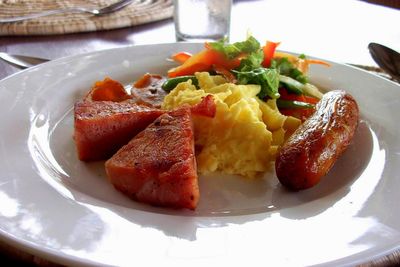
[{"xmin": 173, "ymin": 0, "xmax": 232, "ymax": 42}]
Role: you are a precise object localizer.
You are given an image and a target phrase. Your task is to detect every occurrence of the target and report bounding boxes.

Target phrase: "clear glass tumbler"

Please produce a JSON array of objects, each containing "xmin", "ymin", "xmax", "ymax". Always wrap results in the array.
[{"xmin": 173, "ymin": 0, "xmax": 232, "ymax": 42}]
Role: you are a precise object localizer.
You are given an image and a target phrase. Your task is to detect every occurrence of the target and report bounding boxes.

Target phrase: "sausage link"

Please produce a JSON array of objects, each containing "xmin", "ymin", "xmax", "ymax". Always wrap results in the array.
[{"xmin": 275, "ymin": 90, "xmax": 359, "ymax": 190}]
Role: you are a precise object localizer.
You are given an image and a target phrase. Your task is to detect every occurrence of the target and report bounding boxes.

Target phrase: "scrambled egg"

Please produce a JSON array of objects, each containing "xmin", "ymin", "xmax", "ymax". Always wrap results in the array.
[{"xmin": 162, "ymin": 72, "xmax": 301, "ymax": 178}]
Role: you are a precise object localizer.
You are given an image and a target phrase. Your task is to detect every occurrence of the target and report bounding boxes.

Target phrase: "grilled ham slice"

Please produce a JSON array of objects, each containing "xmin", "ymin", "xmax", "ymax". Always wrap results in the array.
[
  {"xmin": 74, "ymin": 100, "xmax": 164, "ymax": 161},
  {"xmin": 105, "ymin": 106, "xmax": 199, "ymax": 210}
]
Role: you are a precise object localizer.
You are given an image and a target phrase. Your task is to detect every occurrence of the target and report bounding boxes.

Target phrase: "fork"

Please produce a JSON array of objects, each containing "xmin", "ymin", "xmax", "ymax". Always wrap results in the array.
[{"xmin": 0, "ymin": 0, "xmax": 136, "ymax": 23}]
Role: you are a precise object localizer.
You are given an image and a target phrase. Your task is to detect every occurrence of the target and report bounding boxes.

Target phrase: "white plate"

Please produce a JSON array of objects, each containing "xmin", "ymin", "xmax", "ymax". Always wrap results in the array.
[{"xmin": 0, "ymin": 43, "xmax": 400, "ymax": 267}]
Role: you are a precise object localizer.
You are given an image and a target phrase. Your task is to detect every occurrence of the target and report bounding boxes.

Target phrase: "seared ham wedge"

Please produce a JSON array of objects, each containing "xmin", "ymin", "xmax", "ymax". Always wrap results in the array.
[
  {"xmin": 74, "ymin": 100, "xmax": 164, "ymax": 161},
  {"xmin": 105, "ymin": 106, "xmax": 199, "ymax": 210}
]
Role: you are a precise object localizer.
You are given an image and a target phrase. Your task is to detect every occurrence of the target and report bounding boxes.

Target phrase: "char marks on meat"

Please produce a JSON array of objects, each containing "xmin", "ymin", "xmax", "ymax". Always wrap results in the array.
[{"xmin": 105, "ymin": 106, "xmax": 199, "ymax": 210}]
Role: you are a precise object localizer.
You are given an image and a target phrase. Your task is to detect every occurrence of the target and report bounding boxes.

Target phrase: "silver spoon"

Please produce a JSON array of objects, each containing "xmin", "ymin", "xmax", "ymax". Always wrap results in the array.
[
  {"xmin": 0, "ymin": 0, "xmax": 135, "ymax": 23},
  {"xmin": 368, "ymin": 42, "xmax": 400, "ymax": 82}
]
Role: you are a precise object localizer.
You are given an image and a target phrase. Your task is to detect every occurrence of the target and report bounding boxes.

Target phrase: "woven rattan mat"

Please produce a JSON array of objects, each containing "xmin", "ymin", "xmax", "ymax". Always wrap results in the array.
[{"xmin": 0, "ymin": 0, "xmax": 173, "ymax": 36}]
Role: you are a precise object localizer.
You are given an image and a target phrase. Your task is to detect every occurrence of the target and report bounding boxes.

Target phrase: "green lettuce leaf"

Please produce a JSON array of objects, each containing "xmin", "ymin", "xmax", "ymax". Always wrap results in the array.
[
  {"xmin": 209, "ymin": 36, "xmax": 261, "ymax": 59},
  {"xmin": 233, "ymin": 67, "xmax": 280, "ymax": 99}
]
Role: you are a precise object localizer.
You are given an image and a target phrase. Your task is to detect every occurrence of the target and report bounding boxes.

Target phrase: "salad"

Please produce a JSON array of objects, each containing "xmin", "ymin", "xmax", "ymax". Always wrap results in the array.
[{"xmin": 163, "ymin": 36, "xmax": 330, "ymax": 121}]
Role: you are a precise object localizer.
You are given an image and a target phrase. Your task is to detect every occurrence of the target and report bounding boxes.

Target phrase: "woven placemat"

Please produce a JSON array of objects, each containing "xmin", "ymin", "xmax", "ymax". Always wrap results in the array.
[{"xmin": 0, "ymin": 0, "xmax": 173, "ymax": 36}]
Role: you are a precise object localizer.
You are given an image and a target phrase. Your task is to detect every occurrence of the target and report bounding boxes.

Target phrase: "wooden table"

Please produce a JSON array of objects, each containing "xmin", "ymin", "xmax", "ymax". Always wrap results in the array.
[{"xmin": 0, "ymin": 0, "xmax": 399, "ymax": 266}]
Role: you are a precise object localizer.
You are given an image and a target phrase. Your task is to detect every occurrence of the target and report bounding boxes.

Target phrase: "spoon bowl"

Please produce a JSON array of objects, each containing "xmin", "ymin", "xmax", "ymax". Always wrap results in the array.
[{"xmin": 368, "ymin": 42, "xmax": 400, "ymax": 82}]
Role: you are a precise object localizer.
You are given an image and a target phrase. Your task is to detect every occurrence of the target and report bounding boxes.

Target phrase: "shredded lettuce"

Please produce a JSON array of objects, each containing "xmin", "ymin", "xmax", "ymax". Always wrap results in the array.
[
  {"xmin": 209, "ymin": 36, "xmax": 261, "ymax": 59},
  {"xmin": 238, "ymin": 49, "xmax": 264, "ymax": 72},
  {"xmin": 271, "ymin": 57, "xmax": 308, "ymax": 84},
  {"xmin": 233, "ymin": 68, "xmax": 280, "ymax": 99},
  {"xmin": 210, "ymin": 36, "xmax": 315, "ymax": 101}
]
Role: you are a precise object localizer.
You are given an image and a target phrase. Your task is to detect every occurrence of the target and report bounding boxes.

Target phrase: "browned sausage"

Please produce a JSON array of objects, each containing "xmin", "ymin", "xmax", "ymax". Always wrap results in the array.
[{"xmin": 275, "ymin": 90, "xmax": 359, "ymax": 190}]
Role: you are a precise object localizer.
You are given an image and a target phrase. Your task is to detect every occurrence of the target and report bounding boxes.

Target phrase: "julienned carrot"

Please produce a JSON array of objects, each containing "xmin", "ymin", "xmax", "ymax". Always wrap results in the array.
[
  {"xmin": 273, "ymin": 51, "xmax": 330, "ymax": 74},
  {"xmin": 170, "ymin": 52, "xmax": 192, "ymax": 63},
  {"xmin": 306, "ymin": 59, "xmax": 331, "ymax": 67}
]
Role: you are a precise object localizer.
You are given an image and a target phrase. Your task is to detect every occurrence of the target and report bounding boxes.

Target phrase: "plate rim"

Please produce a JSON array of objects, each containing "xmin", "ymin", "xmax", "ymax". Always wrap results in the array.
[{"xmin": 0, "ymin": 42, "xmax": 399, "ymax": 267}]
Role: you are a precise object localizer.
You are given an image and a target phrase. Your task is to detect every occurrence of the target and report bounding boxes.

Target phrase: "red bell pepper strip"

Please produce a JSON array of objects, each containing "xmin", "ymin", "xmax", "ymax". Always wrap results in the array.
[
  {"xmin": 167, "ymin": 45, "xmax": 241, "ymax": 78},
  {"xmin": 279, "ymin": 88, "xmax": 320, "ymax": 104},
  {"xmin": 278, "ymin": 88, "xmax": 320, "ymax": 121},
  {"xmin": 262, "ymin": 41, "xmax": 280, "ymax": 68}
]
